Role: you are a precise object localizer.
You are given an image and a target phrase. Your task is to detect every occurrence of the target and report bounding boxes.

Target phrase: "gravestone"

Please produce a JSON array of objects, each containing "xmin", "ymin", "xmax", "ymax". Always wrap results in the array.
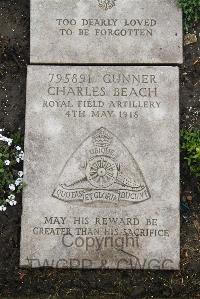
[
  {"xmin": 30, "ymin": 0, "xmax": 183, "ymax": 64},
  {"xmin": 20, "ymin": 65, "xmax": 180, "ymax": 269}
]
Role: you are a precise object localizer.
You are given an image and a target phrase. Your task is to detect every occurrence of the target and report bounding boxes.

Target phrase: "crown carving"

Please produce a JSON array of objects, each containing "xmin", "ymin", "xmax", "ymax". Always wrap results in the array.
[{"xmin": 92, "ymin": 128, "xmax": 113, "ymax": 148}]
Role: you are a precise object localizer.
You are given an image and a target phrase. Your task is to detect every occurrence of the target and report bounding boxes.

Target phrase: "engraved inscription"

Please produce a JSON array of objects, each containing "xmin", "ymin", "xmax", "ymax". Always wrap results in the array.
[
  {"xmin": 30, "ymin": 0, "xmax": 183, "ymax": 64},
  {"xmin": 20, "ymin": 66, "xmax": 180, "ymax": 270}
]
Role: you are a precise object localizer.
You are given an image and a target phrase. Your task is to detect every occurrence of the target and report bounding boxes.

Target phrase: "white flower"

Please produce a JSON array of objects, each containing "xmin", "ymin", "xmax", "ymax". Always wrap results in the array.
[
  {"xmin": 0, "ymin": 135, "xmax": 12, "ymax": 146},
  {"xmin": 0, "ymin": 205, "xmax": 6, "ymax": 212},
  {"xmin": 16, "ymin": 146, "xmax": 21, "ymax": 151},
  {"xmin": 5, "ymin": 195, "xmax": 17, "ymax": 206},
  {"xmin": 18, "ymin": 171, "xmax": 23, "ymax": 177},
  {"xmin": 19, "ymin": 151, "xmax": 24, "ymax": 160},
  {"xmin": 9, "ymin": 184, "xmax": 15, "ymax": 191},
  {"xmin": 7, "ymin": 138, "xmax": 12, "ymax": 146},
  {"xmin": 7, "ymin": 199, "xmax": 17, "ymax": 206},
  {"xmin": 15, "ymin": 178, "xmax": 23, "ymax": 186},
  {"xmin": 16, "ymin": 151, "xmax": 24, "ymax": 163},
  {"xmin": 4, "ymin": 160, "xmax": 10, "ymax": 166}
]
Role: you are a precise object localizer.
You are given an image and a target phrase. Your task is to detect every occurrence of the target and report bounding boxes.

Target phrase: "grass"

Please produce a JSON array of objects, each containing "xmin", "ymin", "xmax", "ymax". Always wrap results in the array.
[
  {"xmin": 178, "ymin": 0, "xmax": 200, "ymax": 30},
  {"xmin": 181, "ymin": 129, "xmax": 200, "ymax": 189}
]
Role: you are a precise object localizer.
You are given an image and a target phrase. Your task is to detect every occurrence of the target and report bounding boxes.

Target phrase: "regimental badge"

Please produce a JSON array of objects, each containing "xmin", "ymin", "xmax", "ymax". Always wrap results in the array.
[
  {"xmin": 98, "ymin": 0, "xmax": 116, "ymax": 10},
  {"xmin": 52, "ymin": 127, "xmax": 151, "ymax": 206}
]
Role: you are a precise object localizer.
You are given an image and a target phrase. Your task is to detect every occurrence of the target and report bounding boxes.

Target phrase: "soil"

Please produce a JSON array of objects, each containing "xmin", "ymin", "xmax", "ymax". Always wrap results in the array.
[{"xmin": 0, "ymin": 0, "xmax": 200, "ymax": 298}]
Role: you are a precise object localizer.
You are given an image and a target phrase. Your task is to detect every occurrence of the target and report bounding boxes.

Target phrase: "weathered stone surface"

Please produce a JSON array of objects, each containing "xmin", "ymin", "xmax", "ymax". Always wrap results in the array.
[
  {"xmin": 30, "ymin": 0, "xmax": 183, "ymax": 64},
  {"xmin": 20, "ymin": 65, "xmax": 180, "ymax": 269}
]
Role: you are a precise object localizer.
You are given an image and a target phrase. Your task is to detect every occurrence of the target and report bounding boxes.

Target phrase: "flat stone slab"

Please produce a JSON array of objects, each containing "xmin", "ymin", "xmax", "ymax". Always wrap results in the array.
[
  {"xmin": 20, "ymin": 65, "xmax": 180, "ymax": 269},
  {"xmin": 30, "ymin": 0, "xmax": 183, "ymax": 64}
]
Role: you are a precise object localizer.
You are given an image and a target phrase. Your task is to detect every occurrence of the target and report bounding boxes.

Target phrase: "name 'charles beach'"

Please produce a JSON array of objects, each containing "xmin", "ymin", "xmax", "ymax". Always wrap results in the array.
[{"xmin": 47, "ymin": 72, "xmax": 159, "ymax": 98}]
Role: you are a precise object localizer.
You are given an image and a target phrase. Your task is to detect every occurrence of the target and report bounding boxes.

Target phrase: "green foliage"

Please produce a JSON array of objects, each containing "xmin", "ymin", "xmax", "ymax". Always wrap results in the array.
[
  {"xmin": 181, "ymin": 129, "xmax": 200, "ymax": 183},
  {"xmin": 0, "ymin": 130, "xmax": 24, "ymax": 211},
  {"xmin": 178, "ymin": 0, "xmax": 200, "ymax": 29}
]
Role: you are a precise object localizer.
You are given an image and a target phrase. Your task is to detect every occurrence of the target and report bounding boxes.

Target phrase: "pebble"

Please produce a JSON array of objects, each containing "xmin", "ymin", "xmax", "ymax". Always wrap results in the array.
[{"xmin": 184, "ymin": 33, "xmax": 197, "ymax": 45}]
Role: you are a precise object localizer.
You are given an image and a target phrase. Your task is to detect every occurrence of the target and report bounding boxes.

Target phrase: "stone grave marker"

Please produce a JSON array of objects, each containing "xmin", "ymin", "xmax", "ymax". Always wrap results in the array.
[
  {"xmin": 20, "ymin": 65, "xmax": 180, "ymax": 269},
  {"xmin": 30, "ymin": 0, "xmax": 183, "ymax": 64}
]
